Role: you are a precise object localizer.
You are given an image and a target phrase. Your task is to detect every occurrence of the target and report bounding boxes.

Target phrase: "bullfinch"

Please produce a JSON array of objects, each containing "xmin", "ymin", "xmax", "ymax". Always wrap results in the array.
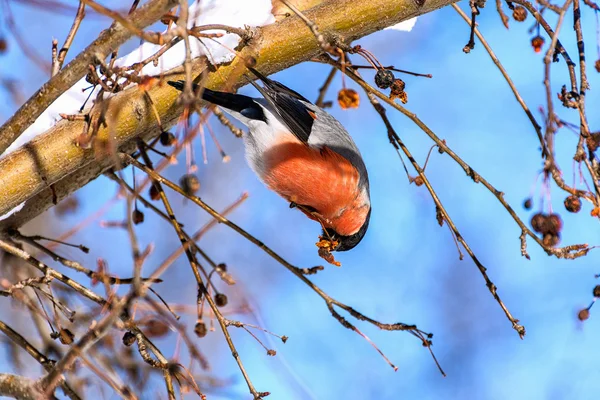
[{"xmin": 168, "ymin": 68, "xmax": 370, "ymax": 251}]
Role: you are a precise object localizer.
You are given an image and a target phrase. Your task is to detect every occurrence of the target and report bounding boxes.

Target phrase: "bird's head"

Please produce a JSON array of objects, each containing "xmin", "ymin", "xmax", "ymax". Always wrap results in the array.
[{"xmin": 323, "ymin": 208, "xmax": 371, "ymax": 251}]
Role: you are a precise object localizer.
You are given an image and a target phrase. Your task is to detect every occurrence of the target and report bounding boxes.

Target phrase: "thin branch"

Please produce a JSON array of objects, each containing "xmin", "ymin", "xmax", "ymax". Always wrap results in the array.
[
  {"xmin": 316, "ymin": 54, "xmax": 592, "ymax": 259},
  {"xmin": 0, "ymin": 321, "xmax": 81, "ymax": 400},
  {"xmin": 52, "ymin": 1, "xmax": 86, "ymax": 76},
  {"xmin": 452, "ymin": 4, "xmax": 548, "ymax": 157},
  {"xmin": 123, "ymin": 153, "xmax": 440, "ymax": 373}
]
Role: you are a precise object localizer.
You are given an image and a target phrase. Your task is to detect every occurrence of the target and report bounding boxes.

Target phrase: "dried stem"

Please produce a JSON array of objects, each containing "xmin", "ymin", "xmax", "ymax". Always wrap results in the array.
[{"xmin": 52, "ymin": 1, "xmax": 86, "ymax": 76}]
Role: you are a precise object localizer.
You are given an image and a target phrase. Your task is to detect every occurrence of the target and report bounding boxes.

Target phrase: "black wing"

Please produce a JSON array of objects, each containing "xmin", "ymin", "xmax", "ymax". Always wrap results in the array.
[{"xmin": 246, "ymin": 68, "xmax": 315, "ymax": 144}]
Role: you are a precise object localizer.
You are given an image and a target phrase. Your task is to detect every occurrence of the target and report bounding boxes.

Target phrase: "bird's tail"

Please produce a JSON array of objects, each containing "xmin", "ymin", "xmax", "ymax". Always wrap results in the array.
[{"xmin": 167, "ymin": 80, "xmax": 265, "ymax": 123}]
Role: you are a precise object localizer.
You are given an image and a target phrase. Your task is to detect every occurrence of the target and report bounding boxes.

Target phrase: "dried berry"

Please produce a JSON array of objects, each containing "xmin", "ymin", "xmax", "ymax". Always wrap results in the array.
[
  {"xmin": 546, "ymin": 213, "xmax": 563, "ymax": 235},
  {"xmin": 563, "ymin": 195, "xmax": 581, "ymax": 213},
  {"xmin": 523, "ymin": 198, "xmax": 533, "ymax": 210},
  {"xmin": 179, "ymin": 174, "xmax": 200, "ymax": 196},
  {"xmin": 132, "ymin": 209, "xmax": 144, "ymax": 225},
  {"xmin": 375, "ymin": 69, "xmax": 395, "ymax": 89},
  {"xmin": 595, "ymin": 59, "xmax": 600, "ymax": 73},
  {"xmin": 389, "ymin": 79, "xmax": 407, "ymax": 104},
  {"xmin": 58, "ymin": 328, "xmax": 74, "ymax": 345},
  {"xmin": 194, "ymin": 321, "xmax": 207, "ymax": 337},
  {"xmin": 145, "ymin": 319, "xmax": 170, "ymax": 338},
  {"xmin": 122, "ymin": 331, "xmax": 136, "ymax": 346},
  {"xmin": 531, "ymin": 35, "xmax": 545, "ymax": 53},
  {"xmin": 530, "ymin": 212, "xmax": 546, "ymax": 233},
  {"xmin": 588, "ymin": 132, "xmax": 600, "ymax": 153},
  {"xmin": 55, "ymin": 195, "xmax": 80, "ymax": 216},
  {"xmin": 85, "ymin": 69, "xmax": 97, "ymax": 85},
  {"xmin": 215, "ymin": 293, "xmax": 228, "ymax": 307},
  {"xmin": 159, "ymin": 131, "xmax": 176, "ymax": 146},
  {"xmin": 542, "ymin": 233, "xmax": 560, "ymax": 248},
  {"xmin": 413, "ymin": 176, "xmax": 424, "ymax": 186},
  {"xmin": 267, "ymin": 349, "xmax": 277, "ymax": 356},
  {"xmin": 594, "ymin": 285, "xmax": 600, "ymax": 298},
  {"xmin": 216, "ymin": 262, "xmax": 227, "ymax": 272},
  {"xmin": 337, "ymin": 88, "xmax": 360, "ymax": 109},
  {"xmin": 149, "ymin": 184, "xmax": 160, "ymax": 201},
  {"xmin": 578, "ymin": 308, "xmax": 590, "ymax": 321},
  {"xmin": 512, "ymin": 6, "xmax": 527, "ymax": 22}
]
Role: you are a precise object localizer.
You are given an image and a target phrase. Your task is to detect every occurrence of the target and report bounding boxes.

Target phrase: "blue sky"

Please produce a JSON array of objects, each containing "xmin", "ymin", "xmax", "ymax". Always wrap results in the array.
[{"xmin": 1, "ymin": 2, "xmax": 600, "ymax": 399}]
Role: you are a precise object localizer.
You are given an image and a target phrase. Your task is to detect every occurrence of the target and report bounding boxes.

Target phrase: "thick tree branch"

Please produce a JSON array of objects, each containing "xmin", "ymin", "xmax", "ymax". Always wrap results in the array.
[
  {"xmin": 0, "ymin": 0, "xmax": 455, "ymax": 231},
  {"xmin": 0, "ymin": 373, "xmax": 45, "ymax": 400},
  {"xmin": 0, "ymin": 0, "xmax": 178, "ymax": 156}
]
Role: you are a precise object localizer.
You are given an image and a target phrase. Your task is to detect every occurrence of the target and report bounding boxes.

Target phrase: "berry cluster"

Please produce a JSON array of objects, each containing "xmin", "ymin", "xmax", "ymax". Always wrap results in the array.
[{"xmin": 530, "ymin": 212, "xmax": 562, "ymax": 247}]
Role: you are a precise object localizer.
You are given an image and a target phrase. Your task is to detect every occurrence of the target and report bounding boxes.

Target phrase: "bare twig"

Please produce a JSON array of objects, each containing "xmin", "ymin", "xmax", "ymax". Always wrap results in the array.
[
  {"xmin": 52, "ymin": 1, "xmax": 86, "ymax": 76},
  {"xmin": 123, "ymin": 153, "xmax": 441, "ymax": 373},
  {"xmin": 453, "ymin": 4, "xmax": 548, "ymax": 157},
  {"xmin": 0, "ymin": 321, "xmax": 81, "ymax": 400}
]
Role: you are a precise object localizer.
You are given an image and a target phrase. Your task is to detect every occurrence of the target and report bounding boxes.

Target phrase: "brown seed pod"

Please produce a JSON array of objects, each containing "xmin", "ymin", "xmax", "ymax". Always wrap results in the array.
[
  {"xmin": 0, "ymin": 37, "xmax": 7, "ymax": 53},
  {"xmin": 413, "ymin": 176, "xmax": 424, "ymax": 186},
  {"xmin": 512, "ymin": 6, "xmax": 527, "ymax": 22},
  {"xmin": 85, "ymin": 69, "xmax": 97, "ymax": 85},
  {"xmin": 523, "ymin": 198, "xmax": 533, "ymax": 210},
  {"xmin": 545, "ymin": 213, "xmax": 563, "ymax": 235},
  {"xmin": 149, "ymin": 184, "xmax": 160, "ymax": 201},
  {"xmin": 375, "ymin": 69, "xmax": 395, "ymax": 89},
  {"xmin": 542, "ymin": 233, "xmax": 560, "ymax": 248},
  {"xmin": 337, "ymin": 88, "xmax": 360, "ymax": 109},
  {"xmin": 159, "ymin": 131, "xmax": 176, "ymax": 146},
  {"xmin": 531, "ymin": 35, "xmax": 545, "ymax": 53},
  {"xmin": 215, "ymin": 293, "xmax": 228, "ymax": 307},
  {"xmin": 389, "ymin": 79, "xmax": 407, "ymax": 104},
  {"xmin": 180, "ymin": 174, "xmax": 200, "ymax": 196},
  {"xmin": 578, "ymin": 308, "xmax": 590, "ymax": 321},
  {"xmin": 564, "ymin": 195, "xmax": 582, "ymax": 213},
  {"xmin": 530, "ymin": 212, "xmax": 546, "ymax": 233},
  {"xmin": 122, "ymin": 331, "xmax": 136, "ymax": 346},
  {"xmin": 132, "ymin": 209, "xmax": 144, "ymax": 225},
  {"xmin": 58, "ymin": 328, "xmax": 75, "ymax": 345},
  {"xmin": 216, "ymin": 262, "xmax": 227, "ymax": 272},
  {"xmin": 587, "ymin": 132, "xmax": 600, "ymax": 153},
  {"xmin": 144, "ymin": 319, "xmax": 170, "ymax": 338},
  {"xmin": 593, "ymin": 285, "xmax": 600, "ymax": 298},
  {"xmin": 391, "ymin": 78, "xmax": 405, "ymax": 93},
  {"xmin": 595, "ymin": 59, "xmax": 600, "ymax": 73},
  {"xmin": 194, "ymin": 321, "xmax": 208, "ymax": 338}
]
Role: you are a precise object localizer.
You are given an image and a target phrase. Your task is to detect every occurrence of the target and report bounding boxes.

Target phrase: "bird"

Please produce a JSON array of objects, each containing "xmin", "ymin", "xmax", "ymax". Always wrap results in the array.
[{"xmin": 168, "ymin": 68, "xmax": 370, "ymax": 251}]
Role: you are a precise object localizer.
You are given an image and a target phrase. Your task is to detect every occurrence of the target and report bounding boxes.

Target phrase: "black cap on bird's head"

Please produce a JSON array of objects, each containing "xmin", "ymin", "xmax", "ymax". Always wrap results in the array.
[{"xmin": 324, "ymin": 208, "xmax": 371, "ymax": 252}]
